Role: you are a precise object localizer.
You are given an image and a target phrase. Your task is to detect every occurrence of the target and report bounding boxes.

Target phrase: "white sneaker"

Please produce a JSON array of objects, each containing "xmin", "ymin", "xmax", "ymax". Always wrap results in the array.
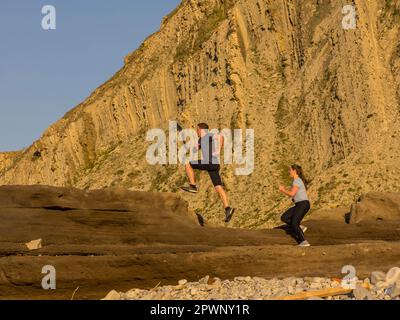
[
  {"xmin": 300, "ymin": 225, "xmax": 308, "ymax": 233},
  {"xmin": 298, "ymin": 240, "xmax": 311, "ymax": 247}
]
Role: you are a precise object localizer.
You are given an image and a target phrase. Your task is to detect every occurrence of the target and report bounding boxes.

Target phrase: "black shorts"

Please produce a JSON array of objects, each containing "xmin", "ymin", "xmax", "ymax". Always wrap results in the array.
[{"xmin": 189, "ymin": 161, "xmax": 223, "ymax": 187}]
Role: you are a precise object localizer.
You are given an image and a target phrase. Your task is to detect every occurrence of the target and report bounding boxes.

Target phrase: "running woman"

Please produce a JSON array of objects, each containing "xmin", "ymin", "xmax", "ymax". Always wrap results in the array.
[
  {"xmin": 279, "ymin": 164, "xmax": 311, "ymax": 247},
  {"xmin": 181, "ymin": 123, "xmax": 235, "ymax": 223}
]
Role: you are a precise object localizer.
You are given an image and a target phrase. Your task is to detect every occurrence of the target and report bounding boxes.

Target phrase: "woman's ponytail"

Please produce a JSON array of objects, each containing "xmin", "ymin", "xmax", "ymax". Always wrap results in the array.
[{"xmin": 291, "ymin": 164, "xmax": 309, "ymax": 189}]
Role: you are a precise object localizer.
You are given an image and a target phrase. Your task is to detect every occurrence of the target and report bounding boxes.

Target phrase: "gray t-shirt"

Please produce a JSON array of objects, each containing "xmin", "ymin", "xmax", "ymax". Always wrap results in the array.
[
  {"xmin": 199, "ymin": 133, "xmax": 219, "ymax": 165},
  {"xmin": 292, "ymin": 178, "xmax": 308, "ymax": 203}
]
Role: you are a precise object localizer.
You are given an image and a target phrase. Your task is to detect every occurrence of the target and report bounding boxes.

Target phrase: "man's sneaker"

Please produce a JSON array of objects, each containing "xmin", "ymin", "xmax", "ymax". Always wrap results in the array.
[
  {"xmin": 224, "ymin": 207, "xmax": 235, "ymax": 223},
  {"xmin": 297, "ymin": 240, "xmax": 311, "ymax": 247},
  {"xmin": 180, "ymin": 185, "xmax": 198, "ymax": 194},
  {"xmin": 300, "ymin": 225, "xmax": 308, "ymax": 233}
]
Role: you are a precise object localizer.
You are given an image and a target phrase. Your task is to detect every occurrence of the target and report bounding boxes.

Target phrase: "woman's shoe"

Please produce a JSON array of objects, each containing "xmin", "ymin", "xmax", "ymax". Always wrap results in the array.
[
  {"xmin": 297, "ymin": 240, "xmax": 311, "ymax": 247},
  {"xmin": 300, "ymin": 225, "xmax": 308, "ymax": 233}
]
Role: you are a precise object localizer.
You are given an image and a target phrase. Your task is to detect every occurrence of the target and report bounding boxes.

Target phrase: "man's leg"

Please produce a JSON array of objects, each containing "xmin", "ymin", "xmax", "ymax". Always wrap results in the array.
[
  {"xmin": 185, "ymin": 163, "xmax": 196, "ymax": 186},
  {"xmin": 181, "ymin": 162, "xmax": 201, "ymax": 193},
  {"xmin": 209, "ymin": 169, "xmax": 235, "ymax": 222},
  {"xmin": 208, "ymin": 169, "xmax": 227, "ymax": 207},
  {"xmin": 215, "ymin": 185, "xmax": 229, "ymax": 208}
]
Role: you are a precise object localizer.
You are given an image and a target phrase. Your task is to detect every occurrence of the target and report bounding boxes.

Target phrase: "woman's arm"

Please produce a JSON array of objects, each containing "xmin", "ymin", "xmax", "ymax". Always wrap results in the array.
[{"xmin": 279, "ymin": 185, "xmax": 299, "ymax": 197}]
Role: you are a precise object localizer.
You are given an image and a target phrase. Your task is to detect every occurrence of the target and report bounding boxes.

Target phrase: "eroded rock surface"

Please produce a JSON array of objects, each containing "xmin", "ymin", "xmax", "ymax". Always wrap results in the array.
[{"xmin": 0, "ymin": 185, "xmax": 399, "ymax": 300}]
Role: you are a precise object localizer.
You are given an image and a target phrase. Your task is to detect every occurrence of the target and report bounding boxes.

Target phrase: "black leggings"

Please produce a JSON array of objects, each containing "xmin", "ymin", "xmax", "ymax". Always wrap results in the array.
[{"xmin": 281, "ymin": 200, "xmax": 310, "ymax": 243}]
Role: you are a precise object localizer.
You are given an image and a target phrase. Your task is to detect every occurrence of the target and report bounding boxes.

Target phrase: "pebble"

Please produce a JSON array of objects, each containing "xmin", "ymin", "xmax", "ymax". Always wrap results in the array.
[
  {"xmin": 385, "ymin": 267, "xmax": 400, "ymax": 286},
  {"xmin": 385, "ymin": 281, "xmax": 400, "ymax": 298},
  {"xmin": 309, "ymin": 282, "xmax": 322, "ymax": 289},
  {"xmin": 371, "ymin": 271, "xmax": 386, "ymax": 284},
  {"xmin": 101, "ymin": 290, "xmax": 121, "ymax": 300},
  {"xmin": 110, "ymin": 268, "xmax": 400, "ymax": 301},
  {"xmin": 363, "ymin": 278, "xmax": 371, "ymax": 288},
  {"xmin": 199, "ymin": 275, "xmax": 210, "ymax": 285},
  {"xmin": 178, "ymin": 279, "xmax": 188, "ymax": 286},
  {"xmin": 353, "ymin": 285, "xmax": 373, "ymax": 300}
]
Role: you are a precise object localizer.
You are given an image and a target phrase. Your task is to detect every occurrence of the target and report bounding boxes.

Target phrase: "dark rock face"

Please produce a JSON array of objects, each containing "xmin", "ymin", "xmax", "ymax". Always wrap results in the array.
[
  {"xmin": 349, "ymin": 192, "xmax": 400, "ymax": 224},
  {"xmin": 0, "ymin": 185, "xmax": 399, "ymax": 300}
]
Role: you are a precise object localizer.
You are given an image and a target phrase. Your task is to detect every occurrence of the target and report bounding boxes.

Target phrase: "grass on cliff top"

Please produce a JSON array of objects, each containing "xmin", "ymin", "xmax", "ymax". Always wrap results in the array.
[
  {"xmin": 166, "ymin": 1, "xmax": 185, "ymax": 21},
  {"xmin": 174, "ymin": 0, "xmax": 237, "ymax": 62},
  {"xmin": 380, "ymin": 0, "xmax": 400, "ymax": 24}
]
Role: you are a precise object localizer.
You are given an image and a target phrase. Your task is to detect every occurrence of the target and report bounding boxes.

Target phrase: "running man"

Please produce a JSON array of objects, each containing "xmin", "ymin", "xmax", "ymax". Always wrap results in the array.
[
  {"xmin": 181, "ymin": 123, "xmax": 235, "ymax": 223},
  {"xmin": 279, "ymin": 164, "xmax": 311, "ymax": 247}
]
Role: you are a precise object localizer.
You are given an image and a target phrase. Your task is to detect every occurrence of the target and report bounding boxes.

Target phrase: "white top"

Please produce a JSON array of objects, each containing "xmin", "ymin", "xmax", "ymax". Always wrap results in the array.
[{"xmin": 292, "ymin": 178, "xmax": 308, "ymax": 203}]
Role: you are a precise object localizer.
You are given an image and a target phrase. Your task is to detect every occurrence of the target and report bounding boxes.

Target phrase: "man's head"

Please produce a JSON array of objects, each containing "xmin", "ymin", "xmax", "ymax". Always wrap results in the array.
[{"xmin": 197, "ymin": 123, "xmax": 209, "ymax": 137}]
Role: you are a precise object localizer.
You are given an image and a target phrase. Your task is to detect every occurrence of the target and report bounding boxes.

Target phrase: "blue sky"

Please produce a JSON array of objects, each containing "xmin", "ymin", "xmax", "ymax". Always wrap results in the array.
[{"xmin": 0, "ymin": 0, "xmax": 181, "ymax": 151}]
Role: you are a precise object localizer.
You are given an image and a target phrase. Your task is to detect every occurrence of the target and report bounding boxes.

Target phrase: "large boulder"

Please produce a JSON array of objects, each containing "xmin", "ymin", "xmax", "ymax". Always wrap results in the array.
[{"xmin": 349, "ymin": 192, "xmax": 400, "ymax": 223}]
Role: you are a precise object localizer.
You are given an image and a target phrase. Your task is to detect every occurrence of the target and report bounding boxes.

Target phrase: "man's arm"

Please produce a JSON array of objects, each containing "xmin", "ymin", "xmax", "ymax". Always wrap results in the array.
[{"xmin": 213, "ymin": 134, "xmax": 223, "ymax": 156}]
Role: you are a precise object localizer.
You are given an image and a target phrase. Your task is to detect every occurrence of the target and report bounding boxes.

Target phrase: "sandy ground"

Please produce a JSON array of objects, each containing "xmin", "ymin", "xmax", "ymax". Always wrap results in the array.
[{"xmin": 0, "ymin": 185, "xmax": 399, "ymax": 300}]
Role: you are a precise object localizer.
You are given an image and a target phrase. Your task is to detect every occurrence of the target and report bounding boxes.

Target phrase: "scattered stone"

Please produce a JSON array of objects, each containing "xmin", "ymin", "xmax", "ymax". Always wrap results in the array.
[
  {"xmin": 376, "ymin": 281, "xmax": 389, "ymax": 290},
  {"xmin": 385, "ymin": 281, "xmax": 400, "ymax": 298},
  {"xmin": 114, "ymin": 268, "xmax": 400, "ymax": 301},
  {"xmin": 178, "ymin": 279, "xmax": 187, "ymax": 286},
  {"xmin": 353, "ymin": 285, "xmax": 373, "ymax": 300},
  {"xmin": 199, "ymin": 275, "xmax": 210, "ymax": 285},
  {"xmin": 261, "ymin": 288, "xmax": 272, "ymax": 296},
  {"xmin": 393, "ymin": 281, "xmax": 400, "ymax": 298},
  {"xmin": 312, "ymin": 277, "xmax": 324, "ymax": 283},
  {"xmin": 101, "ymin": 290, "xmax": 121, "ymax": 300},
  {"xmin": 273, "ymin": 288, "xmax": 287, "ymax": 297},
  {"xmin": 363, "ymin": 278, "xmax": 371, "ymax": 289},
  {"xmin": 283, "ymin": 277, "xmax": 297, "ymax": 287},
  {"xmin": 124, "ymin": 289, "xmax": 140, "ymax": 299},
  {"xmin": 385, "ymin": 267, "xmax": 400, "ymax": 286},
  {"xmin": 288, "ymin": 286, "xmax": 295, "ymax": 295},
  {"xmin": 371, "ymin": 271, "xmax": 386, "ymax": 284},
  {"xmin": 253, "ymin": 277, "xmax": 267, "ymax": 283},
  {"xmin": 25, "ymin": 238, "xmax": 42, "ymax": 251},
  {"xmin": 309, "ymin": 282, "xmax": 322, "ymax": 289},
  {"xmin": 238, "ymin": 276, "xmax": 252, "ymax": 282},
  {"xmin": 190, "ymin": 288, "xmax": 198, "ymax": 295}
]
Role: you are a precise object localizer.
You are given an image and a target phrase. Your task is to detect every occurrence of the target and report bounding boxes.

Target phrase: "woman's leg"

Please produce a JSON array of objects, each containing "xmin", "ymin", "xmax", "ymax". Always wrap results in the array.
[
  {"xmin": 281, "ymin": 206, "xmax": 296, "ymax": 225},
  {"xmin": 291, "ymin": 201, "xmax": 310, "ymax": 243}
]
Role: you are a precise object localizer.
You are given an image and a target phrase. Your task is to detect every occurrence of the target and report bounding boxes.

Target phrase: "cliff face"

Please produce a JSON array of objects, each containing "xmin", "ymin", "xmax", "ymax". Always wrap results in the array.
[{"xmin": 1, "ymin": 0, "xmax": 400, "ymax": 227}]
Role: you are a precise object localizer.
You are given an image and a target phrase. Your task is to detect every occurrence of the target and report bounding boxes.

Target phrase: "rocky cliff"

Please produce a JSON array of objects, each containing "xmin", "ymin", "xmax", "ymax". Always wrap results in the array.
[{"xmin": 1, "ymin": 0, "xmax": 400, "ymax": 227}]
